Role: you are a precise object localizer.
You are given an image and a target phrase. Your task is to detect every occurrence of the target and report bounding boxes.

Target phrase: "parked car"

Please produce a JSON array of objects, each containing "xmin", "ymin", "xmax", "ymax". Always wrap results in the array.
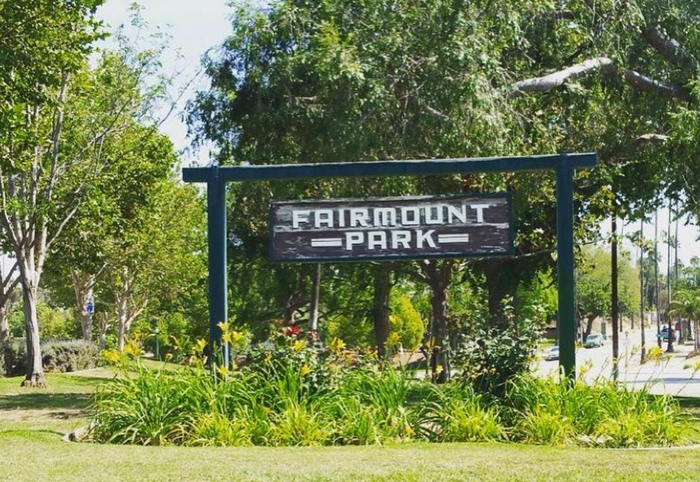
[
  {"xmin": 658, "ymin": 326, "xmax": 677, "ymax": 342},
  {"xmin": 584, "ymin": 333, "xmax": 604, "ymax": 348},
  {"xmin": 545, "ymin": 346, "xmax": 560, "ymax": 361}
]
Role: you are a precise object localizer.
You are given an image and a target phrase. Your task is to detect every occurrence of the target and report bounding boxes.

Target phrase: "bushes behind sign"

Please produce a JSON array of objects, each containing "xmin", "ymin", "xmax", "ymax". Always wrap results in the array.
[{"xmin": 1, "ymin": 339, "xmax": 99, "ymax": 377}]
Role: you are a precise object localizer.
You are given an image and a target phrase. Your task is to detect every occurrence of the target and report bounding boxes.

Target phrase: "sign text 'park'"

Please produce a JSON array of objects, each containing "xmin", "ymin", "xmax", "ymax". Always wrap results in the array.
[{"xmin": 270, "ymin": 194, "xmax": 512, "ymax": 262}]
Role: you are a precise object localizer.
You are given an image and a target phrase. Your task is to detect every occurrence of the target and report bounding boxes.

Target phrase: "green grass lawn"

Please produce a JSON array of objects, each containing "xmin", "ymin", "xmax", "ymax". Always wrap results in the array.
[{"xmin": 2, "ymin": 372, "xmax": 700, "ymax": 482}]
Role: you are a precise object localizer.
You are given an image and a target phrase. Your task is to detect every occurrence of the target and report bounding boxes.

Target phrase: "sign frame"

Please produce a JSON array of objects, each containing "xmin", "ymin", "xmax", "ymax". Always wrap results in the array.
[
  {"xmin": 183, "ymin": 153, "xmax": 597, "ymax": 378},
  {"xmin": 268, "ymin": 192, "xmax": 515, "ymax": 263}
]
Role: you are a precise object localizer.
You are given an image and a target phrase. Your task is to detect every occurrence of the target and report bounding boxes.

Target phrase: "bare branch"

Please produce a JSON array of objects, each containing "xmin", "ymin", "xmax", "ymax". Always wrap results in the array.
[
  {"xmin": 642, "ymin": 27, "xmax": 699, "ymax": 71},
  {"xmin": 622, "ymin": 70, "xmax": 691, "ymax": 101},
  {"xmin": 512, "ymin": 57, "xmax": 691, "ymax": 102},
  {"xmin": 627, "ymin": 133, "xmax": 670, "ymax": 153},
  {"xmin": 512, "ymin": 57, "xmax": 615, "ymax": 95},
  {"xmin": 420, "ymin": 102, "xmax": 450, "ymax": 121}
]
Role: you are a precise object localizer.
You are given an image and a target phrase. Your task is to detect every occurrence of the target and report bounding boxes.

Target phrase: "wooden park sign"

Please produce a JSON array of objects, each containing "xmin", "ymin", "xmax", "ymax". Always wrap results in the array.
[
  {"xmin": 270, "ymin": 194, "xmax": 513, "ymax": 262},
  {"xmin": 183, "ymin": 153, "xmax": 597, "ymax": 377}
]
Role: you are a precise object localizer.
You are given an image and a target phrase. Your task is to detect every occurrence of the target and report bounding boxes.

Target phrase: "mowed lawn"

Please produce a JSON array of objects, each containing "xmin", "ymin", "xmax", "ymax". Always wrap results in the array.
[{"xmin": 1, "ymin": 372, "xmax": 700, "ymax": 482}]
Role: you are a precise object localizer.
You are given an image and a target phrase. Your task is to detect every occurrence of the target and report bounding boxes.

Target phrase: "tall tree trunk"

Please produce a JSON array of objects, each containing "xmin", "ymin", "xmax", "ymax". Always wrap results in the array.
[
  {"xmin": 97, "ymin": 313, "xmax": 109, "ymax": 350},
  {"xmin": 611, "ymin": 216, "xmax": 619, "ymax": 381},
  {"xmin": 584, "ymin": 315, "xmax": 596, "ymax": 341},
  {"xmin": 372, "ymin": 265, "xmax": 391, "ymax": 358},
  {"xmin": 308, "ymin": 263, "xmax": 321, "ymax": 339},
  {"xmin": 22, "ymin": 284, "xmax": 45, "ymax": 387},
  {"xmin": 72, "ymin": 271, "xmax": 95, "ymax": 343},
  {"xmin": 425, "ymin": 260, "xmax": 452, "ymax": 384},
  {"xmin": 116, "ymin": 290, "xmax": 128, "ymax": 351},
  {"xmin": 0, "ymin": 302, "xmax": 8, "ymax": 349},
  {"xmin": 0, "ymin": 299, "xmax": 9, "ymax": 374}
]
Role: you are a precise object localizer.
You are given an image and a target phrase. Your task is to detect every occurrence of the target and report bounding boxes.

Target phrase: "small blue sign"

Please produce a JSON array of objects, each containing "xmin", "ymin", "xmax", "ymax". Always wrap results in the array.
[{"xmin": 85, "ymin": 300, "xmax": 94, "ymax": 314}]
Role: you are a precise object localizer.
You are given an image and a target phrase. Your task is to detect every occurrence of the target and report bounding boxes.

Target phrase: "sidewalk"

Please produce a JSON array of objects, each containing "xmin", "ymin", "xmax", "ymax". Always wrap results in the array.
[{"xmin": 535, "ymin": 328, "xmax": 700, "ymax": 397}]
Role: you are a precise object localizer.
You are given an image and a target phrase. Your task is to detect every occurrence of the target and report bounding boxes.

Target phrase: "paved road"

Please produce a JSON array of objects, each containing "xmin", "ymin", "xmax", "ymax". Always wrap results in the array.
[{"xmin": 535, "ymin": 328, "xmax": 700, "ymax": 397}]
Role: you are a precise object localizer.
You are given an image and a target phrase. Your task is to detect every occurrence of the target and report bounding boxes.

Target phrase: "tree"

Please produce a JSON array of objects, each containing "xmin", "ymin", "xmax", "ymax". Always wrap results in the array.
[
  {"xmin": 44, "ymin": 122, "xmax": 178, "ymax": 344},
  {"xmin": 0, "ymin": 3, "xmax": 176, "ymax": 385},
  {"xmin": 97, "ymin": 178, "xmax": 206, "ymax": 350},
  {"xmin": 669, "ymin": 289, "xmax": 700, "ymax": 351},
  {"xmin": 0, "ymin": 0, "xmax": 104, "ymax": 386},
  {"xmin": 577, "ymin": 247, "xmax": 639, "ymax": 340}
]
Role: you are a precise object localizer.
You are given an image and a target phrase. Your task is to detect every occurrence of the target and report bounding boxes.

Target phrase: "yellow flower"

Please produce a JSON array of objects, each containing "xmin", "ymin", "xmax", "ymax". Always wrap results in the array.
[
  {"xmin": 231, "ymin": 331, "xmax": 245, "ymax": 343},
  {"xmin": 102, "ymin": 349, "xmax": 120, "ymax": 364},
  {"xmin": 264, "ymin": 352, "xmax": 272, "ymax": 361},
  {"xmin": 293, "ymin": 339, "xmax": 307, "ymax": 352},
  {"xmin": 164, "ymin": 353, "xmax": 173, "ymax": 362},
  {"xmin": 330, "ymin": 337, "xmax": 346, "ymax": 352},
  {"xmin": 222, "ymin": 332, "xmax": 233, "ymax": 344},
  {"xmin": 435, "ymin": 365, "xmax": 444, "ymax": 376},
  {"xmin": 194, "ymin": 338, "xmax": 207, "ymax": 355},
  {"xmin": 300, "ymin": 364, "xmax": 311, "ymax": 376},
  {"xmin": 217, "ymin": 322, "xmax": 229, "ymax": 333},
  {"xmin": 216, "ymin": 365, "xmax": 230, "ymax": 377}
]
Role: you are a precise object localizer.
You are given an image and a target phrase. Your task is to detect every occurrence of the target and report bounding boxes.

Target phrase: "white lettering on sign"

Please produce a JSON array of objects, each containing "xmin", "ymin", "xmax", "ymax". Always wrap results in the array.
[
  {"xmin": 373, "ymin": 208, "xmax": 397, "ymax": 226},
  {"xmin": 391, "ymin": 230, "xmax": 411, "ymax": 249},
  {"xmin": 447, "ymin": 205, "xmax": 467, "ymax": 224},
  {"xmin": 424, "ymin": 206, "xmax": 443, "ymax": 225},
  {"xmin": 470, "ymin": 204, "xmax": 489, "ymax": 223},
  {"xmin": 416, "ymin": 229, "xmax": 436, "ymax": 248},
  {"xmin": 368, "ymin": 231, "xmax": 387, "ymax": 250},
  {"xmin": 315, "ymin": 209, "xmax": 333, "ymax": 228},
  {"xmin": 278, "ymin": 198, "xmax": 509, "ymax": 258},
  {"xmin": 350, "ymin": 208, "xmax": 369, "ymax": 227},
  {"xmin": 293, "ymin": 210, "xmax": 310, "ymax": 228},
  {"xmin": 401, "ymin": 206, "xmax": 420, "ymax": 226},
  {"xmin": 345, "ymin": 232, "xmax": 364, "ymax": 250}
]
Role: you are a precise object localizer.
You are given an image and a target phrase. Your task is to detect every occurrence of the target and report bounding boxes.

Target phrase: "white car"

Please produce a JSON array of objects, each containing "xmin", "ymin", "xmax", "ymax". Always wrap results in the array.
[{"xmin": 544, "ymin": 346, "xmax": 559, "ymax": 361}]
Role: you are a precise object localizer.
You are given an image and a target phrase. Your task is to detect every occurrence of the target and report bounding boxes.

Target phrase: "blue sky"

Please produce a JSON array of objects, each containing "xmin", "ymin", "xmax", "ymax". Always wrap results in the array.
[{"xmin": 95, "ymin": 1, "xmax": 699, "ymax": 268}]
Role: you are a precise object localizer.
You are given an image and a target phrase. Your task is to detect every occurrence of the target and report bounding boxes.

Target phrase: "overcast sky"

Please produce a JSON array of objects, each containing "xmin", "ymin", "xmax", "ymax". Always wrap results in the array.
[{"xmin": 94, "ymin": 1, "xmax": 699, "ymax": 271}]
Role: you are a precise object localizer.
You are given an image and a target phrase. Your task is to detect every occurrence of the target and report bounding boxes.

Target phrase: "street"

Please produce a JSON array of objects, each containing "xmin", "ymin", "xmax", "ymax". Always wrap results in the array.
[{"xmin": 536, "ymin": 328, "xmax": 700, "ymax": 397}]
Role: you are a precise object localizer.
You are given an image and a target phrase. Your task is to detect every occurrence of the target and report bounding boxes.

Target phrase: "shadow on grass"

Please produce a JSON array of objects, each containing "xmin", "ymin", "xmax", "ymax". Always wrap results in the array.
[{"xmin": 0, "ymin": 392, "xmax": 94, "ymax": 411}]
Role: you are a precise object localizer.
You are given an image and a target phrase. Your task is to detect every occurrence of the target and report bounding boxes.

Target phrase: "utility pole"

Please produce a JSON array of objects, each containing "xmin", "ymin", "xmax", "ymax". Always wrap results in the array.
[
  {"xmin": 675, "ymin": 202, "xmax": 680, "ymax": 343},
  {"xmin": 640, "ymin": 218, "xmax": 646, "ymax": 363},
  {"xmin": 666, "ymin": 204, "xmax": 674, "ymax": 353},
  {"xmin": 611, "ymin": 216, "xmax": 619, "ymax": 381},
  {"xmin": 655, "ymin": 210, "xmax": 661, "ymax": 348}
]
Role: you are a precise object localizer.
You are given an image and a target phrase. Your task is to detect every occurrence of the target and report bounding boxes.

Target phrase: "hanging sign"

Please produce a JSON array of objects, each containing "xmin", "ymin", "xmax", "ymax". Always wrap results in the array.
[{"xmin": 270, "ymin": 194, "xmax": 513, "ymax": 262}]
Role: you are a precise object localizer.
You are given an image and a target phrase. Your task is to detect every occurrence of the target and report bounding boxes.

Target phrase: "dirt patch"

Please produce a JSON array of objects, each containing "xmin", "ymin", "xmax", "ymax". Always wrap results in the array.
[{"xmin": 0, "ymin": 407, "xmax": 85, "ymax": 422}]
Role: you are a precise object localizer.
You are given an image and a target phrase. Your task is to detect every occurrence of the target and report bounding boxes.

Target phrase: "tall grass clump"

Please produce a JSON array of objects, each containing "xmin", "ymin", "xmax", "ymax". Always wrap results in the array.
[
  {"xmin": 506, "ymin": 374, "xmax": 690, "ymax": 447},
  {"xmin": 90, "ymin": 332, "xmax": 697, "ymax": 448},
  {"xmin": 92, "ymin": 365, "xmax": 193, "ymax": 445},
  {"xmin": 422, "ymin": 383, "xmax": 506, "ymax": 442}
]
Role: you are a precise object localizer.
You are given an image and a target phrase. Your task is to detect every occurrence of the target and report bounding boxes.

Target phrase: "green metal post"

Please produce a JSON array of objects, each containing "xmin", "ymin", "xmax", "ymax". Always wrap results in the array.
[
  {"xmin": 207, "ymin": 167, "xmax": 227, "ymax": 366},
  {"xmin": 556, "ymin": 155, "xmax": 576, "ymax": 378}
]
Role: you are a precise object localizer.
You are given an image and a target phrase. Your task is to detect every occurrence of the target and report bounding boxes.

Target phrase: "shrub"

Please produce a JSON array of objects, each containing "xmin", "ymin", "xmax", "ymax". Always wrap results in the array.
[
  {"xmin": 2, "ymin": 339, "xmax": 98, "ymax": 376},
  {"xmin": 454, "ymin": 308, "xmax": 541, "ymax": 394},
  {"xmin": 506, "ymin": 375, "xmax": 688, "ymax": 447},
  {"xmin": 423, "ymin": 384, "xmax": 505, "ymax": 442},
  {"xmin": 92, "ymin": 367, "xmax": 191, "ymax": 445},
  {"xmin": 89, "ymin": 337, "xmax": 695, "ymax": 449},
  {"xmin": 516, "ymin": 409, "xmax": 574, "ymax": 445}
]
